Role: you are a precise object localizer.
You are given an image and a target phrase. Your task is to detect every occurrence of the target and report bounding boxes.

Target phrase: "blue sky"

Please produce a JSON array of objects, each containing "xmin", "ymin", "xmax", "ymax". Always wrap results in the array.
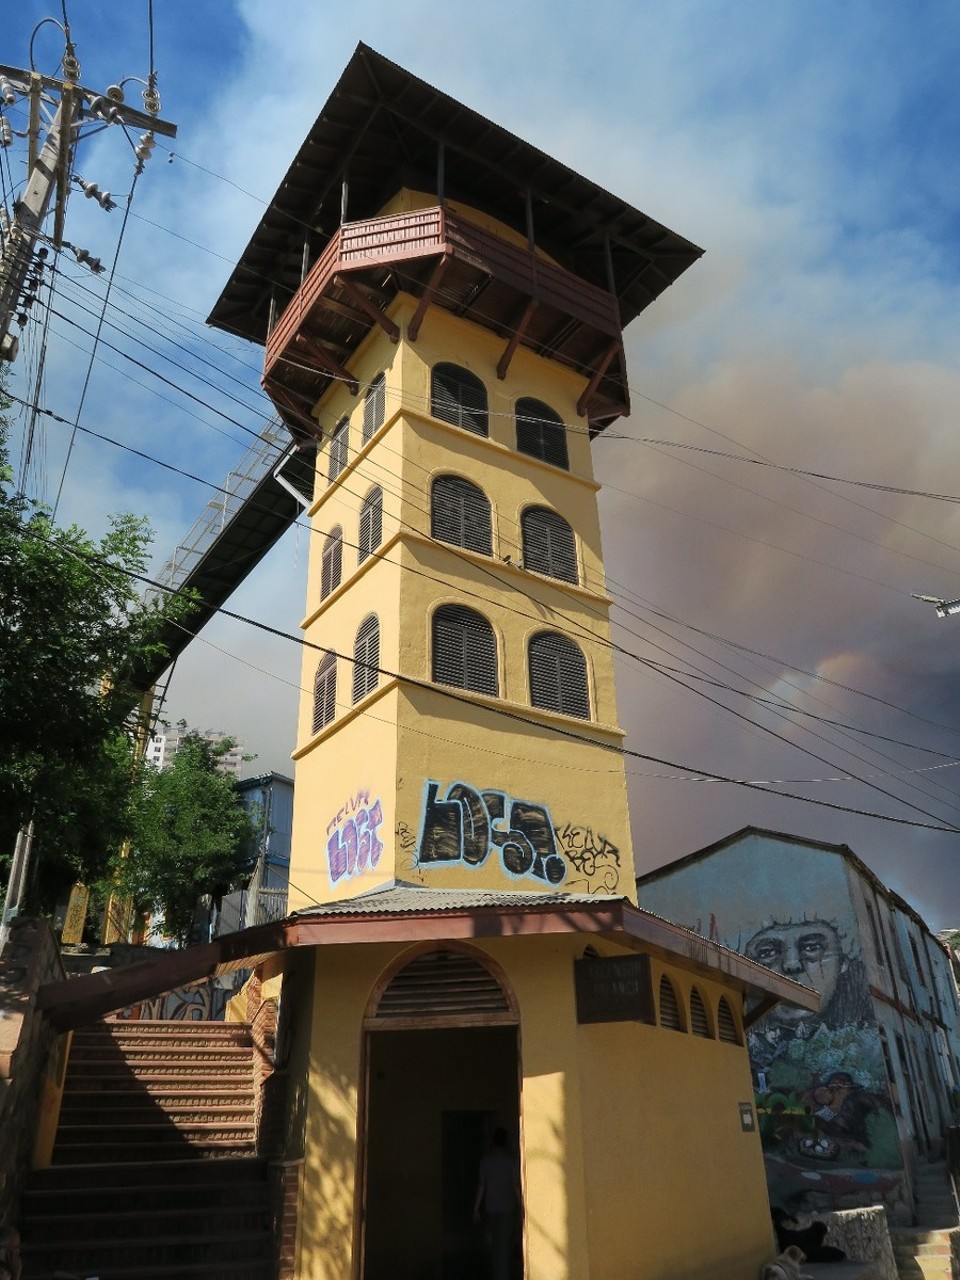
[{"xmin": 5, "ymin": 1, "xmax": 960, "ymax": 927}]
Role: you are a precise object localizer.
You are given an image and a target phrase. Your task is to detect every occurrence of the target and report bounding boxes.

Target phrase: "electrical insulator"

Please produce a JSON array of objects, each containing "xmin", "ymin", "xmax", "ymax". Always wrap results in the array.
[
  {"xmin": 0, "ymin": 77, "xmax": 15, "ymax": 106},
  {"xmin": 77, "ymin": 178, "xmax": 116, "ymax": 211},
  {"xmin": 63, "ymin": 54, "xmax": 80, "ymax": 81},
  {"xmin": 0, "ymin": 118, "xmax": 12, "ymax": 147},
  {"xmin": 73, "ymin": 246, "xmax": 105, "ymax": 274},
  {"xmin": 87, "ymin": 95, "xmax": 120, "ymax": 124},
  {"xmin": 16, "ymin": 312, "xmax": 28, "ymax": 328},
  {"xmin": 135, "ymin": 132, "xmax": 156, "ymax": 163},
  {"xmin": 142, "ymin": 86, "xmax": 160, "ymax": 115}
]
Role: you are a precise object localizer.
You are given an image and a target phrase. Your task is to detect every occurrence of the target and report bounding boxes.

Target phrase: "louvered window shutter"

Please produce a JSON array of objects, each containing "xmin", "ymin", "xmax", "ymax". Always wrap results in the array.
[
  {"xmin": 431, "ymin": 364, "xmax": 489, "ymax": 437},
  {"xmin": 363, "ymin": 373, "xmax": 386, "ymax": 444},
  {"xmin": 659, "ymin": 975, "xmax": 684, "ymax": 1031},
  {"xmin": 358, "ymin": 488, "xmax": 383, "ymax": 564},
  {"xmin": 690, "ymin": 988, "xmax": 711, "ymax": 1038},
  {"xmin": 528, "ymin": 633, "xmax": 589, "ymax": 719},
  {"xmin": 373, "ymin": 951, "xmax": 513, "ymax": 1022},
  {"xmin": 521, "ymin": 508, "xmax": 578, "ymax": 584},
  {"xmin": 516, "ymin": 397, "xmax": 569, "ymax": 470},
  {"xmin": 717, "ymin": 998, "xmax": 741, "ymax": 1044},
  {"xmin": 353, "ymin": 614, "xmax": 380, "ymax": 703},
  {"xmin": 329, "ymin": 419, "xmax": 349, "ymax": 480},
  {"xmin": 313, "ymin": 653, "xmax": 337, "ymax": 733},
  {"xmin": 431, "ymin": 477, "xmax": 492, "ymax": 555},
  {"xmin": 432, "ymin": 605, "xmax": 498, "ymax": 696},
  {"xmin": 321, "ymin": 528, "xmax": 343, "ymax": 600}
]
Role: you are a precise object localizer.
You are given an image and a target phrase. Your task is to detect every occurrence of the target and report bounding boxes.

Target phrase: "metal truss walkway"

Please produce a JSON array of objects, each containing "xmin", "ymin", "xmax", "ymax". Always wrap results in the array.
[{"xmin": 133, "ymin": 418, "xmax": 314, "ymax": 695}]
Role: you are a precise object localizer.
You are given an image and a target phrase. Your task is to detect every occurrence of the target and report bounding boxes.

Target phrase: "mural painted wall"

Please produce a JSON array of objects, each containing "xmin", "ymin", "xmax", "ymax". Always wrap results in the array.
[{"xmin": 639, "ymin": 833, "xmax": 908, "ymax": 1219}]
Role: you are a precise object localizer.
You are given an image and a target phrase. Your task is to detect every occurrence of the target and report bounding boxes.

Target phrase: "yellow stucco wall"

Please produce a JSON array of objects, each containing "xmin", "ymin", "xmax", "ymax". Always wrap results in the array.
[
  {"xmin": 287, "ymin": 935, "xmax": 775, "ymax": 1280},
  {"xmin": 575, "ymin": 949, "xmax": 776, "ymax": 1280},
  {"xmin": 289, "ymin": 291, "xmax": 637, "ymax": 903}
]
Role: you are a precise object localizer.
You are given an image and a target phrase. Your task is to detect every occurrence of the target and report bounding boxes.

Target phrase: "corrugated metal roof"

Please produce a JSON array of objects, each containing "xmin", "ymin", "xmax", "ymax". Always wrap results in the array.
[{"xmin": 293, "ymin": 882, "xmax": 620, "ymax": 919}]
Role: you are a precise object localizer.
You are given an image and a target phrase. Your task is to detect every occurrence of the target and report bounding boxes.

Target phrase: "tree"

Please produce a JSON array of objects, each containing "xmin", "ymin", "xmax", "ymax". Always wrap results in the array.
[
  {"xmin": 114, "ymin": 731, "xmax": 256, "ymax": 945},
  {"xmin": 0, "ymin": 381, "xmax": 195, "ymax": 909}
]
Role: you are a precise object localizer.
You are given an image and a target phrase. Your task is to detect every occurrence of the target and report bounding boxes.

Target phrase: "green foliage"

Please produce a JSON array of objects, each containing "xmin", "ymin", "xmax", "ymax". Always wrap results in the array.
[
  {"xmin": 113, "ymin": 730, "xmax": 256, "ymax": 945},
  {"xmin": 0, "ymin": 380, "xmax": 195, "ymax": 907}
]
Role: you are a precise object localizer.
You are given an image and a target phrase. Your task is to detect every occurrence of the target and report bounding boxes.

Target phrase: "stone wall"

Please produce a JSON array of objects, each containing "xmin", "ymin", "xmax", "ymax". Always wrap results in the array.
[
  {"xmin": 822, "ymin": 1207, "xmax": 898, "ymax": 1280},
  {"xmin": 0, "ymin": 918, "xmax": 67, "ymax": 1226}
]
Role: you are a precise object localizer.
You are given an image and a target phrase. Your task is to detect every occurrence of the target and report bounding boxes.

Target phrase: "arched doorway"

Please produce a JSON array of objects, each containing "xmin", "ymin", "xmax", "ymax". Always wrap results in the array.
[{"xmin": 359, "ymin": 947, "xmax": 522, "ymax": 1280}]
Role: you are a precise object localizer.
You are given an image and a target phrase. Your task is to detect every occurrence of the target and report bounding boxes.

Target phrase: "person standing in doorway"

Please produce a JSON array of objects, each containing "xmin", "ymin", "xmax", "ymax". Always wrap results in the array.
[{"xmin": 473, "ymin": 1127, "xmax": 521, "ymax": 1280}]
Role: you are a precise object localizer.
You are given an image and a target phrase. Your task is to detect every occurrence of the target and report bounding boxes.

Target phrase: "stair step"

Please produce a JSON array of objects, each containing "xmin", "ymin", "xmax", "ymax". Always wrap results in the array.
[
  {"xmin": 21, "ymin": 1229, "xmax": 273, "ymax": 1272},
  {"xmin": 27, "ymin": 1156, "xmax": 267, "ymax": 1191},
  {"xmin": 23, "ymin": 1180, "xmax": 269, "ymax": 1217},
  {"xmin": 22, "ymin": 1259, "xmax": 275, "ymax": 1280},
  {"xmin": 63, "ymin": 1065, "xmax": 253, "ymax": 1083},
  {"xmin": 51, "ymin": 1145, "xmax": 257, "ymax": 1166},
  {"xmin": 59, "ymin": 1105, "xmax": 254, "ymax": 1126},
  {"xmin": 22, "ymin": 1205, "xmax": 271, "ymax": 1245}
]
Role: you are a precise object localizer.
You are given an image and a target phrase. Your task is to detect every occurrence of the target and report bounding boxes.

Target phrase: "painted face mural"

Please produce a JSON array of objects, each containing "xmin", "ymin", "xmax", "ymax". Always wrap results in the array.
[{"xmin": 744, "ymin": 921, "xmax": 845, "ymax": 1026}]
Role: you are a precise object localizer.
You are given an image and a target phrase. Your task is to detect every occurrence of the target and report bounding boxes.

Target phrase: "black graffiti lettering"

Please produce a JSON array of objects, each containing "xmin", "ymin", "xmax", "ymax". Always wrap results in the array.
[
  {"xmin": 417, "ymin": 783, "xmax": 566, "ymax": 884},
  {"xmin": 418, "ymin": 782, "xmax": 463, "ymax": 863},
  {"xmin": 447, "ymin": 783, "xmax": 490, "ymax": 865}
]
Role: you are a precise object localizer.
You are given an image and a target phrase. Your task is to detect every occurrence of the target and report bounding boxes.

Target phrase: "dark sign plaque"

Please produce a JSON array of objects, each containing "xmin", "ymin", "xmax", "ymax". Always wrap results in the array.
[{"xmin": 574, "ymin": 953, "xmax": 655, "ymax": 1025}]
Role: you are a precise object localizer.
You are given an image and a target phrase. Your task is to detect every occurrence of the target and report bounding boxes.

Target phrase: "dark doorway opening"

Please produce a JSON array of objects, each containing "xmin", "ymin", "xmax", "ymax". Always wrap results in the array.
[{"xmin": 362, "ymin": 1026, "xmax": 520, "ymax": 1280}]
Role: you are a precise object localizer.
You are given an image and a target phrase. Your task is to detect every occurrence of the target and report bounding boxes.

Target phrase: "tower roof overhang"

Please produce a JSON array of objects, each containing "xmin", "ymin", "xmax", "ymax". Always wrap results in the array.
[
  {"xmin": 207, "ymin": 43, "xmax": 703, "ymax": 353},
  {"xmin": 36, "ymin": 891, "xmax": 817, "ymax": 1032}
]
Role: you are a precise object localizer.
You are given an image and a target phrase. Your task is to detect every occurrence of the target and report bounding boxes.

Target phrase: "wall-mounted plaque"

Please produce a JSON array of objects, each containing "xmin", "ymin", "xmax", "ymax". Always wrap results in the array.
[{"xmin": 574, "ymin": 953, "xmax": 655, "ymax": 1024}]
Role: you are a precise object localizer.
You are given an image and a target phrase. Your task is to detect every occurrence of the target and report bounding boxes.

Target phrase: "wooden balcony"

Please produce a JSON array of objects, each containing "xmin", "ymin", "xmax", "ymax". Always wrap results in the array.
[{"xmin": 262, "ymin": 206, "xmax": 629, "ymax": 443}]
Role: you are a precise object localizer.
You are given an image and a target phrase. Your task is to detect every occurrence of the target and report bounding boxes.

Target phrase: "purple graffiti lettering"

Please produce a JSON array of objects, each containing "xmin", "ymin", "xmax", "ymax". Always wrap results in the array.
[
  {"xmin": 326, "ymin": 794, "xmax": 385, "ymax": 883},
  {"xmin": 327, "ymin": 828, "xmax": 347, "ymax": 882}
]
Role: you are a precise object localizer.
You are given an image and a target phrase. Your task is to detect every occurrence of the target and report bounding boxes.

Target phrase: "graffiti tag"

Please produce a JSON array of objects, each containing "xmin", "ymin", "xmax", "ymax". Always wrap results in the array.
[
  {"xmin": 416, "ymin": 781, "xmax": 566, "ymax": 884},
  {"xmin": 326, "ymin": 790, "xmax": 385, "ymax": 883},
  {"xmin": 554, "ymin": 822, "xmax": 620, "ymax": 893}
]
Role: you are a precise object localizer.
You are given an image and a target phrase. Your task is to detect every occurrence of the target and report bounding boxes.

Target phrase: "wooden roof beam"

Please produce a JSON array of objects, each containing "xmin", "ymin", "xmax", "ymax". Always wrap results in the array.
[
  {"xmin": 577, "ymin": 341, "xmax": 621, "ymax": 418},
  {"xmin": 333, "ymin": 273, "xmax": 400, "ymax": 343},
  {"xmin": 262, "ymin": 379, "xmax": 324, "ymax": 441},
  {"xmin": 407, "ymin": 252, "xmax": 451, "ymax": 341},
  {"xmin": 496, "ymin": 298, "xmax": 538, "ymax": 380},
  {"xmin": 293, "ymin": 331, "xmax": 360, "ymax": 394}
]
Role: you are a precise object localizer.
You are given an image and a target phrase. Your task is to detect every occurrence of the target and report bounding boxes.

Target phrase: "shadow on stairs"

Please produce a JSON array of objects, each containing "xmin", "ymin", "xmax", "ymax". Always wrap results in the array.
[{"xmin": 19, "ymin": 1019, "xmax": 278, "ymax": 1280}]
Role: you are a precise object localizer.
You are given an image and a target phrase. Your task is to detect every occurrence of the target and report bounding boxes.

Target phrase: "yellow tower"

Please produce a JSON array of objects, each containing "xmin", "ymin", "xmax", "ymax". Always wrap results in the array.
[{"xmin": 211, "ymin": 45, "xmax": 702, "ymax": 911}]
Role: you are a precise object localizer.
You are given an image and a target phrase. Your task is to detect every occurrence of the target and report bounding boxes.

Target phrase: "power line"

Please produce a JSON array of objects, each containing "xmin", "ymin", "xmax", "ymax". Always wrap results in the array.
[{"xmin": 24, "ymin": 523, "xmax": 956, "ymax": 837}]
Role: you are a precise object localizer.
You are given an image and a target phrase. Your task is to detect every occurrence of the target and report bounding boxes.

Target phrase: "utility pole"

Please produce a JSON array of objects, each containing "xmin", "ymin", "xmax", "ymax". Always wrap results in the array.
[
  {"xmin": 0, "ymin": 60, "xmax": 177, "ymax": 361},
  {"xmin": 0, "ymin": 31, "xmax": 177, "ymax": 945}
]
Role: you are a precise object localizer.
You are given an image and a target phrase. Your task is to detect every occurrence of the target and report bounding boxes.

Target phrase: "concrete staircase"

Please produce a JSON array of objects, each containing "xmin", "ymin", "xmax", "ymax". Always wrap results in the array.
[
  {"xmin": 18, "ymin": 1019, "xmax": 276, "ymax": 1280},
  {"xmin": 891, "ymin": 1162, "xmax": 960, "ymax": 1280}
]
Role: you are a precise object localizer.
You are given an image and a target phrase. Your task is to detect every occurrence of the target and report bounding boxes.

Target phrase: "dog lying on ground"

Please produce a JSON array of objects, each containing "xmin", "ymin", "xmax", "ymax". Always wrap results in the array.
[
  {"xmin": 771, "ymin": 1206, "xmax": 847, "ymax": 1262},
  {"xmin": 760, "ymin": 1245, "xmax": 812, "ymax": 1280}
]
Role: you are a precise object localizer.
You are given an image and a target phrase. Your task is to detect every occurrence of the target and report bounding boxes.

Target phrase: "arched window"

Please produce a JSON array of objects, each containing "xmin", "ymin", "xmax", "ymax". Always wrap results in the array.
[
  {"xmin": 312, "ymin": 651, "xmax": 337, "ymax": 733},
  {"xmin": 689, "ymin": 987, "xmax": 711, "ymax": 1038},
  {"xmin": 658, "ymin": 974, "xmax": 684, "ymax": 1032},
  {"xmin": 328, "ymin": 417, "xmax": 349, "ymax": 481},
  {"xmin": 321, "ymin": 527, "xmax": 343, "ymax": 600},
  {"xmin": 515, "ymin": 397, "xmax": 568, "ymax": 469},
  {"xmin": 521, "ymin": 507, "xmax": 578, "ymax": 583},
  {"xmin": 358, "ymin": 487, "xmax": 383, "ymax": 564},
  {"xmin": 528, "ymin": 632, "xmax": 589, "ymax": 719},
  {"xmin": 431, "ymin": 363, "xmax": 488, "ymax": 437},
  {"xmin": 363, "ymin": 372, "xmax": 386, "ymax": 444},
  {"xmin": 353, "ymin": 614, "xmax": 380, "ymax": 703},
  {"xmin": 432, "ymin": 604, "xmax": 498, "ymax": 696},
  {"xmin": 431, "ymin": 476, "xmax": 492, "ymax": 555},
  {"xmin": 717, "ymin": 997, "xmax": 742, "ymax": 1045}
]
